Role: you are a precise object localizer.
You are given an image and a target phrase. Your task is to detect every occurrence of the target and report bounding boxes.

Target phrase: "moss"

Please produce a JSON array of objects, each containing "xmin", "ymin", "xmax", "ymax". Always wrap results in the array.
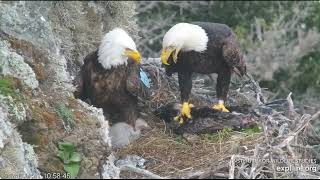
[
  {"xmin": 42, "ymin": 158, "xmax": 65, "ymax": 174},
  {"xmin": 202, "ymin": 128, "xmax": 233, "ymax": 143},
  {"xmin": 241, "ymin": 124, "xmax": 262, "ymax": 137},
  {"xmin": 174, "ymin": 135, "xmax": 188, "ymax": 145},
  {"xmin": 25, "ymin": 132, "xmax": 45, "ymax": 146},
  {"xmin": 30, "ymin": 104, "xmax": 57, "ymax": 124},
  {"xmin": 55, "ymin": 103, "xmax": 76, "ymax": 132},
  {"xmin": 0, "ymin": 76, "xmax": 18, "ymax": 97}
]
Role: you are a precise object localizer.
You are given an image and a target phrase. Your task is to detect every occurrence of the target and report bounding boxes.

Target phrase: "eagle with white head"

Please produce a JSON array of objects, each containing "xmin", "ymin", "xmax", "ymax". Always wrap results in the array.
[
  {"xmin": 161, "ymin": 22, "xmax": 247, "ymax": 124},
  {"xmin": 74, "ymin": 28, "xmax": 149, "ymax": 127}
]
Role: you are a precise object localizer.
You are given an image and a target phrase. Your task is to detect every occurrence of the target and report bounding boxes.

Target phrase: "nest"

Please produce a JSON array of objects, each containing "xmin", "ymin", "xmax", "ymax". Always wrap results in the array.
[
  {"xmin": 114, "ymin": 59, "xmax": 320, "ymax": 179},
  {"xmin": 117, "ymin": 116, "xmax": 263, "ymax": 178}
]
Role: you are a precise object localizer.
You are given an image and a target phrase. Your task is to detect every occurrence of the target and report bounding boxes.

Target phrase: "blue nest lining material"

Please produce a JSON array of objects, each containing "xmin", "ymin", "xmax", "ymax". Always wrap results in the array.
[{"xmin": 140, "ymin": 68, "xmax": 151, "ymax": 88}]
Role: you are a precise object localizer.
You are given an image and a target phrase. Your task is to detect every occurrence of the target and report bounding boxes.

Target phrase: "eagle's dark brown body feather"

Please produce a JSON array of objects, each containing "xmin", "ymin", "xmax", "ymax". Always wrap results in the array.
[
  {"xmin": 74, "ymin": 50, "xmax": 149, "ymax": 126},
  {"xmin": 164, "ymin": 22, "xmax": 246, "ymax": 103}
]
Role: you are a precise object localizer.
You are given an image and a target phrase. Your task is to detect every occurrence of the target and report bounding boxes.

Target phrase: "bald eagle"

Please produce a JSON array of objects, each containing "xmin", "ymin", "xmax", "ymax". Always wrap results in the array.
[
  {"xmin": 74, "ymin": 28, "xmax": 149, "ymax": 127},
  {"xmin": 161, "ymin": 22, "xmax": 247, "ymax": 124}
]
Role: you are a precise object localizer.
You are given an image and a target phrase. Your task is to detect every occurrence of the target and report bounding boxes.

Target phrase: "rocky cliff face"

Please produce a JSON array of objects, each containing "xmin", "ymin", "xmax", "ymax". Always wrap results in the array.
[{"xmin": 0, "ymin": 1, "xmax": 138, "ymax": 178}]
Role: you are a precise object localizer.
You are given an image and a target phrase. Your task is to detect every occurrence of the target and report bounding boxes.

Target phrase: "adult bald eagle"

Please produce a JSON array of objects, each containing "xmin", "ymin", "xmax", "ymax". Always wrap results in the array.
[
  {"xmin": 161, "ymin": 22, "xmax": 247, "ymax": 124},
  {"xmin": 74, "ymin": 28, "xmax": 149, "ymax": 127}
]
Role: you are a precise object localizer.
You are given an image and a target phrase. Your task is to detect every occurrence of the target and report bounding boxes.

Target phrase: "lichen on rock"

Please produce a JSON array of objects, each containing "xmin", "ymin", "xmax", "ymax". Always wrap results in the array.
[
  {"xmin": 0, "ymin": 40, "xmax": 39, "ymax": 89},
  {"xmin": 0, "ymin": 95, "xmax": 26, "ymax": 125},
  {"xmin": 0, "ymin": 105, "xmax": 13, "ymax": 149},
  {"xmin": 76, "ymin": 100, "xmax": 111, "ymax": 148},
  {"xmin": 0, "ymin": 102, "xmax": 42, "ymax": 179}
]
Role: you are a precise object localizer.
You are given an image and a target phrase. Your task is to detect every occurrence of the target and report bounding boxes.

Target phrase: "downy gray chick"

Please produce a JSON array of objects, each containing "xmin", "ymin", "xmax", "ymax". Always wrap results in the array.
[{"xmin": 110, "ymin": 118, "xmax": 151, "ymax": 149}]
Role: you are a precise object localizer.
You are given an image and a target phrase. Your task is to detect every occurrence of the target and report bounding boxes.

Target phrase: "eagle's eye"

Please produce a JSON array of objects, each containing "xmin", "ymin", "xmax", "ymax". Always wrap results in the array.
[
  {"xmin": 168, "ymin": 46, "xmax": 175, "ymax": 51},
  {"xmin": 172, "ymin": 49, "xmax": 176, "ymax": 55}
]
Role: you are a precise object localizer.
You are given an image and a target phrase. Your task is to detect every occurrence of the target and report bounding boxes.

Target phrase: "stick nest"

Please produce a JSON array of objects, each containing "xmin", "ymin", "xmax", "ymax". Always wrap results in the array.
[{"xmin": 115, "ymin": 59, "xmax": 320, "ymax": 179}]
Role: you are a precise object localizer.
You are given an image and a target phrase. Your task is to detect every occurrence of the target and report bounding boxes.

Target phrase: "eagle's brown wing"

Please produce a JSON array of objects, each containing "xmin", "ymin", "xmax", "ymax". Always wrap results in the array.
[
  {"xmin": 222, "ymin": 33, "xmax": 246, "ymax": 77},
  {"xmin": 73, "ymin": 51, "xmax": 98, "ymax": 102},
  {"xmin": 73, "ymin": 69, "xmax": 84, "ymax": 99},
  {"xmin": 126, "ymin": 65, "xmax": 150, "ymax": 101}
]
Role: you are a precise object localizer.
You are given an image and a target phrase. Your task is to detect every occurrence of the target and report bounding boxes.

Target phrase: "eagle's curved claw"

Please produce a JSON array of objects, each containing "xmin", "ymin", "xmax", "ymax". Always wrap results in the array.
[
  {"xmin": 174, "ymin": 102, "xmax": 194, "ymax": 124},
  {"xmin": 174, "ymin": 116, "xmax": 184, "ymax": 124},
  {"xmin": 212, "ymin": 103, "xmax": 230, "ymax": 112}
]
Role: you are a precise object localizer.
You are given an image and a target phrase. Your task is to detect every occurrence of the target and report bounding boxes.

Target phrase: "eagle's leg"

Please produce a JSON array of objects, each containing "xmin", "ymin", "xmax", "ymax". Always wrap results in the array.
[
  {"xmin": 213, "ymin": 68, "xmax": 231, "ymax": 112},
  {"xmin": 174, "ymin": 72, "xmax": 194, "ymax": 124}
]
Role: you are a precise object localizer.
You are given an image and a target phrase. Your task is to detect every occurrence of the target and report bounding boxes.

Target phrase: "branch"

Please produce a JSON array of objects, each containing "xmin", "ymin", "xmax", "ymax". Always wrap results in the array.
[
  {"xmin": 275, "ymin": 111, "xmax": 320, "ymax": 148},
  {"xmin": 286, "ymin": 92, "xmax": 296, "ymax": 119},
  {"xmin": 229, "ymin": 155, "xmax": 235, "ymax": 179},
  {"xmin": 120, "ymin": 165, "xmax": 167, "ymax": 179}
]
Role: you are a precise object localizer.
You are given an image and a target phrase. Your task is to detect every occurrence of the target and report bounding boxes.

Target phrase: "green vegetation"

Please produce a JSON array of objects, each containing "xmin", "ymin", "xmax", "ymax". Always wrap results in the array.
[
  {"xmin": 241, "ymin": 124, "xmax": 262, "ymax": 137},
  {"xmin": 174, "ymin": 135, "xmax": 187, "ymax": 145},
  {"xmin": 260, "ymin": 51, "xmax": 320, "ymax": 98},
  {"xmin": 202, "ymin": 128, "xmax": 233, "ymax": 143},
  {"xmin": 57, "ymin": 141, "xmax": 81, "ymax": 179},
  {"xmin": 0, "ymin": 76, "xmax": 17, "ymax": 97},
  {"xmin": 292, "ymin": 52, "xmax": 320, "ymax": 95},
  {"xmin": 201, "ymin": 126, "xmax": 261, "ymax": 143},
  {"xmin": 55, "ymin": 103, "xmax": 76, "ymax": 132}
]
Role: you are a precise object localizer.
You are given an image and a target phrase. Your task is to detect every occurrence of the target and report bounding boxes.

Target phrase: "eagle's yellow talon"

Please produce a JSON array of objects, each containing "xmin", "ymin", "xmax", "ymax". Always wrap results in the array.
[
  {"xmin": 173, "ymin": 102, "xmax": 194, "ymax": 124},
  {"xmin": 174, "ymin": 116, "xmax": 180, "ymax": 122},
  {"xmin": 212, "ymin": 103, "xmax": 230, "ymax": 112},
  {"xmin": 181, "ymin": 102, "xmax": 193, "ymax": 119},
  {"xmin": 174, "ymin": 115, "xmax": 184, "ymax": 124}
]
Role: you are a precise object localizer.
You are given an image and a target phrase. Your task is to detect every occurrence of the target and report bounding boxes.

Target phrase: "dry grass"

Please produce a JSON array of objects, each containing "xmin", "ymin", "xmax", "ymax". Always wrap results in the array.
[{"xmin": 116, "ymin": 114, "xmax": 263, "ymax": 178}]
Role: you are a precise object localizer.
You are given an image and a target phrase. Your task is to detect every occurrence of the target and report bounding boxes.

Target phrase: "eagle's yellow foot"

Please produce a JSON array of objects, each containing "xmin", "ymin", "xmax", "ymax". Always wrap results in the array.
[
  {"xmin": 174, "ymin": 102, "xmax": 194, "ymax": 124},
  {"xmin": 174, "ymin": 116, "xmax": 184, "ymax": 124},
  {"xmin": 212, "ymin": 102, "xmax": 230, "ymax": 112}
]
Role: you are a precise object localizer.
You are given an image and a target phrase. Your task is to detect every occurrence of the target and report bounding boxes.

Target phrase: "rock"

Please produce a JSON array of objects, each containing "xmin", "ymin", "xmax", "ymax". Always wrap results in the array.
[
  {"xmin": 0, "ymin": 105, "xmax": 13, "ymax": 149},
  {"xmin": 101, "ymin": 154, "xmax": 121, "ymax": 179},
  {"xmin": 0, "ymin": 1, "xmax": 139, "ymax": 178},
  {"xmin": 102, "ymin": 154, "xmax": 149, "ymax": 179},
  {"xmin": 0, "ymin": 40, "xmax": 39, "ymax": 89},
  {"xmin": 115, "ymin": 155, "xmax": 147, "ymax": 169},
  {"xmin": 0, "ymin": 103, "xmax": 42, "ymax": 179},
  {"xmin": 0, "ymin": 95, "xmax": 27, "ymax": 125}
]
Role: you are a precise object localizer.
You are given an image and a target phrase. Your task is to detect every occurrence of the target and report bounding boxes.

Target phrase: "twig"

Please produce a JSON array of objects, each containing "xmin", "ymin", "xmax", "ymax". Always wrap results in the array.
[
  {"xmin": 120, "ymin": 165, "xmax": 166, "ymax": 179},
  {"xmin": 286, "ymin": 92, "xmax": 296, "ymax": 119},
  {"xmin": 229, "ymin": 155, "xmax": 235, "ymax": 179},
  {"xmin": 275, "ymin": 111, "xmax": 320, "ymax": 149}
]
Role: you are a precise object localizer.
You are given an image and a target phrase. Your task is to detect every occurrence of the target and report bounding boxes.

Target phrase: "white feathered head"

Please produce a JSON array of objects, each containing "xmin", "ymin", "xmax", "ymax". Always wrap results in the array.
[
  {"xmin": 98, "ymin": 28, "xmax": 141, "ymax": 69},
  {"xmin": 161, "ymin": 23, "xmax": 208, "ymax": 65}
]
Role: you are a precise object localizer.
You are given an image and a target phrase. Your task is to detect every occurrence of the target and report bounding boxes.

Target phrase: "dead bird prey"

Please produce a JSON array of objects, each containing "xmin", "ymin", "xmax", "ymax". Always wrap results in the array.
[{"xmin": 154, "ymin": 103, "xmax": 256, "ymax": 134}]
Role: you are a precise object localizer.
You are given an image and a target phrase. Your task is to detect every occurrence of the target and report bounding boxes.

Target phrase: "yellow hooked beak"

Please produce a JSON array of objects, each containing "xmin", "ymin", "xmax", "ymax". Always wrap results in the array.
[
  {"xmin": 161, "ymin": 47, "xmax": 179, "ymax": 65},
  {"xmin": 124, "ymin": 49, "xmax": 141, "ymax": 64}
]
